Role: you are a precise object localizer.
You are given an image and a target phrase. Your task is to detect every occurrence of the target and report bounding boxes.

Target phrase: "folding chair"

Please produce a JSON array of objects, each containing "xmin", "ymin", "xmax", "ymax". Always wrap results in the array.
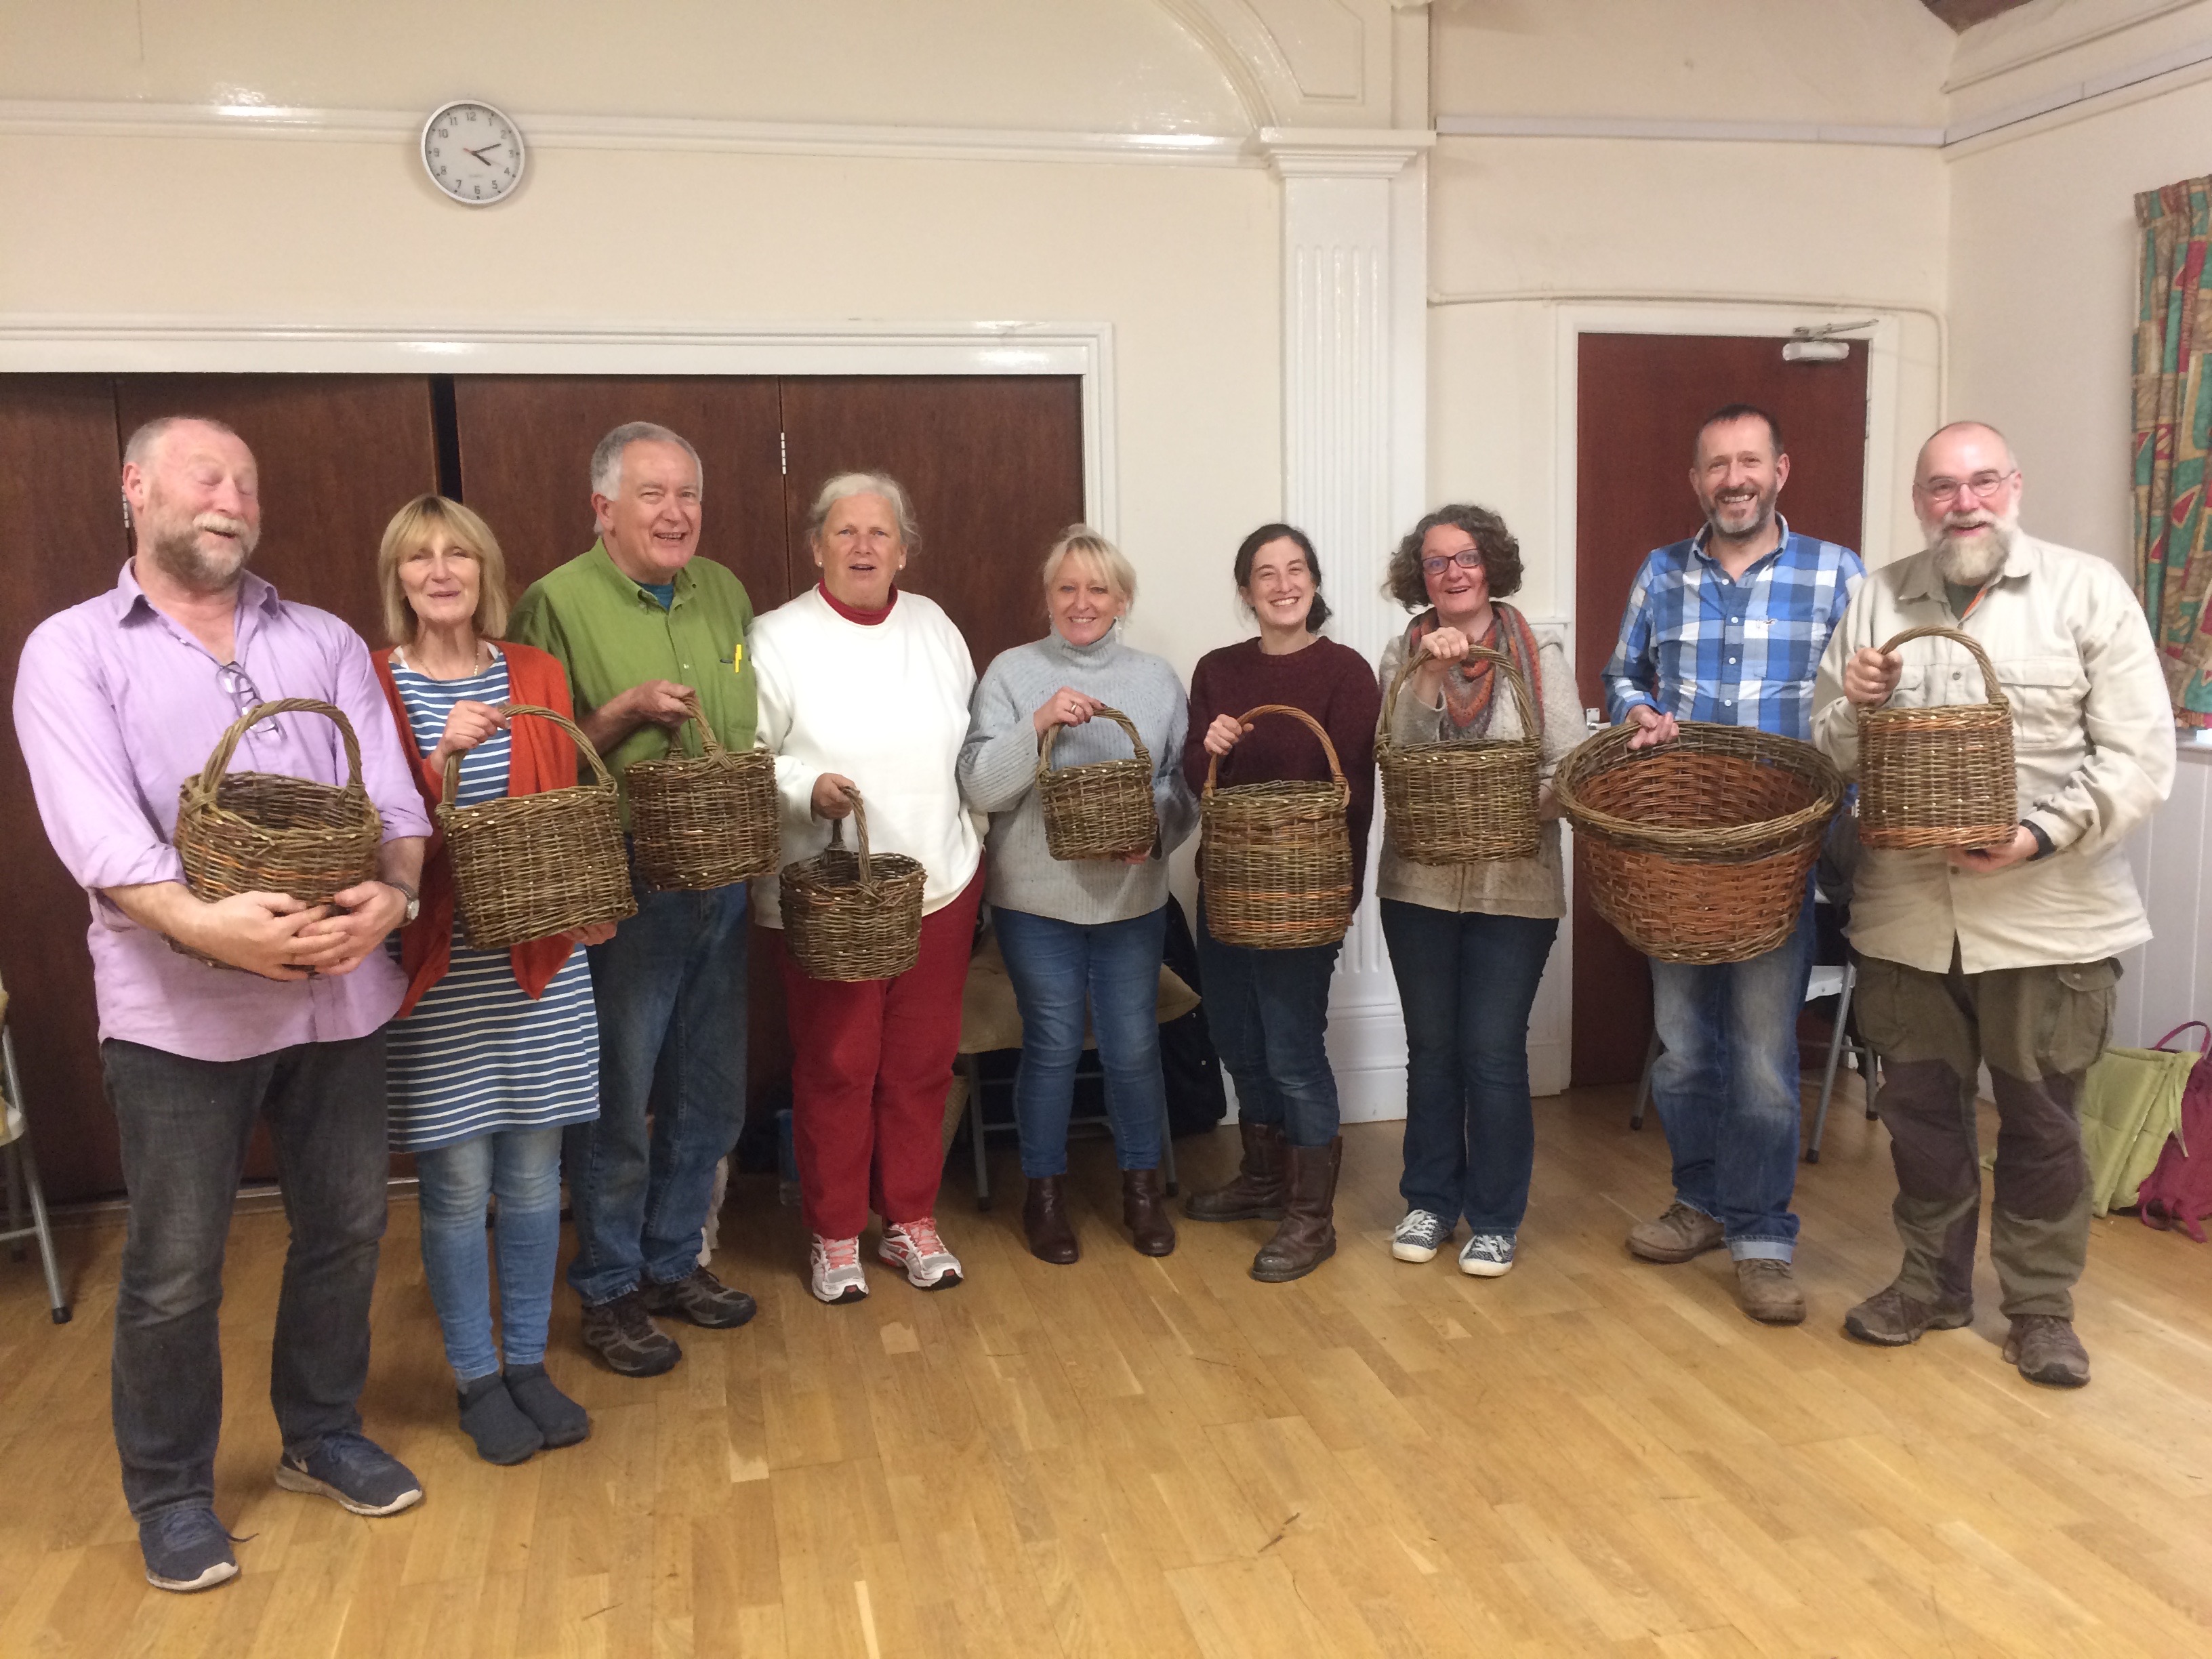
[{"xmin": 0, "ymin": 979, "xmax": 71, "ymax": 1323}]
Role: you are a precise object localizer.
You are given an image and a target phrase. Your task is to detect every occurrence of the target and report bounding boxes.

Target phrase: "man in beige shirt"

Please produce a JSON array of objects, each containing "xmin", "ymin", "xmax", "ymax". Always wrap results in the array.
[{"xmin": 1811, "ymin": 421, "xmax": 2175, "ymax": 1388}]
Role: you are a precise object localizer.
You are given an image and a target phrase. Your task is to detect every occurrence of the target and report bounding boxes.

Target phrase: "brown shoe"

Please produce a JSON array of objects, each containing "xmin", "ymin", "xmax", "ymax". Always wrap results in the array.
[
  {"xmin": 1626, "ymin": 1200, "xmax": 1727, "ymax": 1263},
  {"xmin": 1185, "ymin": 1121, "xmax": 1288, "ymax": 1223},
  {"xmin": 1842, "ymin": 1282, "xmax": 1971, "ymax": 1347},
  {"xmin": 1251, "ymin": 1138, "xmax": 1341, "ymax": 1283},
  {"xmin": 1735, "ymin": 1259, "xmax": 1807, "ymax": 1325},
  {"xmin": 1022, "ymin": 1176, "xmax": 1080, "ymax": 1265},
  {"xmin": 2004, "ymin": 1315, "xmax": 2090, "ymax": 1387},
  {"xmin": 1122, "ymin": 1168, "xmax": 1176, "ymax": 1256}
]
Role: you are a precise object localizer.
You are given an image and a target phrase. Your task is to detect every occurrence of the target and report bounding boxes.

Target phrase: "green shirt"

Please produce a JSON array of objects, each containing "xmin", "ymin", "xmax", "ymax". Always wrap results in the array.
[{"xmin": 508, "ymin": 540, "xmax": 757, "ymax": 823}]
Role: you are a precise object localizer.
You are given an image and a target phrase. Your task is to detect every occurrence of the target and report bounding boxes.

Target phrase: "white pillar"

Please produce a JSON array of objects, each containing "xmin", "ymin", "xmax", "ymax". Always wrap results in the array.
[{"xmin": 1262, "ymin": 126, "xmax": 1432, "ymax": 1123}]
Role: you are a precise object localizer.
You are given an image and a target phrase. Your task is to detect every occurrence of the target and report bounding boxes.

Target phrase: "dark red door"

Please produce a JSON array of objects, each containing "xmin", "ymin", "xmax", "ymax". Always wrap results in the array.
[{"xmin": 1571, "ymin": 333, "xmax": 1868, "ymax": 1086}]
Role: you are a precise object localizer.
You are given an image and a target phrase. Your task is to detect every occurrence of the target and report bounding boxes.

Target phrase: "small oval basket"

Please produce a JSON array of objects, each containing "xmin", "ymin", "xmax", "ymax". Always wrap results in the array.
[
  {"xmin": 1554, "ymin": 722, "xmax": 1841, "ymax": 965},
  {"xmin": 1038, "ymin": 705, "xmax": 1159, "ymax": 861},
  {"xmin": 626, "ymin": 693, "xmax": 780, "ymax": 891},
  {"xmin": 1858, "ymin": 624, "xmax": 2017, "ymax": 850},
  {"xmin": 1376, "ymin": 644, "xmax": 1542, "ymax": 865},
  {"xmin": 176, "ymin": 698, "xmax": 382, "ymax": 905},
  {"xmin": 441, "ymin": 704, "xmax": 636, "ymax": 949},
  {"xmin": 779, "ymin": 792, "xmax": 927, "ymax": 981},
  {"xmin": 1200, "ymin": 704, "xmax": 1353, "ymax": 950}
]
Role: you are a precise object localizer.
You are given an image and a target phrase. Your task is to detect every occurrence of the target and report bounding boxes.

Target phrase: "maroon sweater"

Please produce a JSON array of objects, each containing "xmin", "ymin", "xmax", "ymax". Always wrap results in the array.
[{"xmin": 1182, "ymin": 636, "xmax": 1382, "ymax": 905}]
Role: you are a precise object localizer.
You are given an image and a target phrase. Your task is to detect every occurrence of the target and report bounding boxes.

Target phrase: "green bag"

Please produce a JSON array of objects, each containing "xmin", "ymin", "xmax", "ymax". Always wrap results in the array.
[{"xmin": 2078, "ymin": 1040, "xmax": 2196, "ymax": 1214}]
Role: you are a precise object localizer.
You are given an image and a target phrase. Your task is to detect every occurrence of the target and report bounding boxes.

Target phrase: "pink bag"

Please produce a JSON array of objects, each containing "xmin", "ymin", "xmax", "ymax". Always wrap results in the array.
[{"xmin": 2139, "ymin": 1021, "xmax": 2212, "ymax": 1244}]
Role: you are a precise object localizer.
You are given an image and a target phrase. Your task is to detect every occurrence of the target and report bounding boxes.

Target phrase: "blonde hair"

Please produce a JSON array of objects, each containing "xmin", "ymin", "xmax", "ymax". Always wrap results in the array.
[
  {"xmin": 1040, "ymin": 525, "xmax": 1135, "ymax": 612},
  {"xmin": 377, "ymin": 495, "xmax": 511, "ymax": 644}
]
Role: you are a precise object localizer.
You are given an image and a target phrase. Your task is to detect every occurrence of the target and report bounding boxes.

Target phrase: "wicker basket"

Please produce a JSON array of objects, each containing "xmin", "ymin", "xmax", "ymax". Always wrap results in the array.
[
  {"xmin": 1858, "ymin": 624, "xmax": 2017, "ymax": 850},
  {"xmin": 1037, "ymin": 704, "xmax": 1158, "ymax": 861},
  {"xmin": 779, "ymin": 792, "xmax": 927, "ymax": 981},
  {"xmin": 1200, "ymin": 704, "xmax": 1353, "ymax": 950},
  {"xmin": 441, "ymin": 704, "xmax": 636, "ymax": 949},
  {"xmin": 176, "ymin": 698, "xmax": 382, "ymax": 905},
  {"xmin": 626, "ymin": 693, "xmax": 780, "ymax": 890},
  {"xmin": 1554, "ymin": 721, "xmax": 1842, "ymax": 965},
  {"xmin": 1376, "ymin": 644, "xmax": 1542, "ymax": 865}
]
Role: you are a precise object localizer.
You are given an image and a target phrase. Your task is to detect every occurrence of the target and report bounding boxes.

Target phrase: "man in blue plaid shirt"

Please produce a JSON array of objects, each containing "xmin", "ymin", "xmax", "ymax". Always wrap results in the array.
[{"xmin": 1601, "ymin": 404, "xmax": 1863, "ymax": 1326}]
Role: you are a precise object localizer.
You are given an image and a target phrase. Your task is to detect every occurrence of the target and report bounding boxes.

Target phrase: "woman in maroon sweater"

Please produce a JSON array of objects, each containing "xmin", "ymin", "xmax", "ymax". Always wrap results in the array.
[{"xmin": 1180, "ymin": 523, "xmax": 1380, "ymax": 1281}]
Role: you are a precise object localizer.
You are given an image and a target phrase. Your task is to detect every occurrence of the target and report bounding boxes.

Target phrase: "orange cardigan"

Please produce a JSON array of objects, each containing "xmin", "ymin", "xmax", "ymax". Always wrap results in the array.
[{"xmin": 374, "ymin": 642, "xmax": 593, "ymax": 1019}]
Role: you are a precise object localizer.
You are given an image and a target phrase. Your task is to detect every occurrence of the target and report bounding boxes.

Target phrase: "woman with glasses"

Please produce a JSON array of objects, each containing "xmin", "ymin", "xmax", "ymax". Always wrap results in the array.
[
  {"xmin": 1374, "ymin": 506, "xmax": 1582, "ymax": 1278},
  {"xmin": 371, "ymin": 495, "xmax": 611, "ymax": 1465}
]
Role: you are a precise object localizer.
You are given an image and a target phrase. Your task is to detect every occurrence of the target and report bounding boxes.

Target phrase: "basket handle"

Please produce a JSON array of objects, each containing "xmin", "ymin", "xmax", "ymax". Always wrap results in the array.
[
  {"xmin": 659, "ymin": 687, "xmax": 724, "ymax": 760},
  {"xmin": 1872, "ymin": 626, "xmax": 2009, "ymax": 713},
  {"xmin": 1382, "ymin": 642, "xmax": 1536, "ymax": 740},
  {"xmin": 1035, "ymin": 703, "xmax": 1152, "ymax": 787},
  {"xmin": 1203, "ymin": 703, "xmax": 1347, "ymax": 800},
  {"xmin": 199, "ymin": 698, "xmax": 364, "ymax": 796},
  {"xmin": 825, "ymin": 787, "xmax": 875, "ymax": 887},
  {"xmin": 442, "ymin": 703, "xmax": 613, "ymax": 809}
]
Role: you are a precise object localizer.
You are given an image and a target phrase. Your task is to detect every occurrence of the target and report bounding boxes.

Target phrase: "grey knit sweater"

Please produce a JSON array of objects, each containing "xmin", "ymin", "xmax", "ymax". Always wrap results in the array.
[{"xmin": 959, "ymin": 629, "xmax": 1198, "ymax": 925}]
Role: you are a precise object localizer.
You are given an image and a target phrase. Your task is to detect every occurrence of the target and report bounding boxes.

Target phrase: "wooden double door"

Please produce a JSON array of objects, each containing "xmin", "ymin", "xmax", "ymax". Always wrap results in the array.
[{"xmin": 0, "ymin": 372, "xmax": 1084, "ymax": 1202}]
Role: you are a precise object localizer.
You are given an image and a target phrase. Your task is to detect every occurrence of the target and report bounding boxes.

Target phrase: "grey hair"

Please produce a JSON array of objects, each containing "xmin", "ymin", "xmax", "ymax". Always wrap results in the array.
[
  {"xmin": 805, "ymin": 471, "xmax": 920, "ymax": 550},
  {"xmin": 1041, "ymin": 525, "xmax": 1136, "ymax": 610},
  {"xmin": 589, "ymin": 422, "xmax": 703, "ymax": 500},
  {"xmin": 1919, "ymin": 419, "xmax": 2018, "ymax": 475},
  {"xmin": 123, "ymin": 414, "xmax": 242, "ymax": 472}
]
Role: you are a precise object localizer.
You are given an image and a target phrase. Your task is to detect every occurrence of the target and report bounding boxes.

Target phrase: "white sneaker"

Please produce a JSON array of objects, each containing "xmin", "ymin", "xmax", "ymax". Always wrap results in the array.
[
  {"xmin": 1391, "ymin": 1209, "xmax": 1452, "ymax": 1263},
  {"xmin": 878, "ymin": 1217, "xmax": 963, "ymax": 1290},
  {"xmin": 1458, "ymin": 1233, "xmax": 1516, "ymax": 1277},
  {"xmin": 809, "ymin": 1234, "xmax": 869, "ymax": 1305}
]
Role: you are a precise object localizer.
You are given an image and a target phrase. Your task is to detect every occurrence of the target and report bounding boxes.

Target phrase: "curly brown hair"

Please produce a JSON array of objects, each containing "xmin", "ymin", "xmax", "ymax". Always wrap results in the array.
[{"xmin": 1385, "ymin": 504, "xmax": 1523, "ymax": 611}]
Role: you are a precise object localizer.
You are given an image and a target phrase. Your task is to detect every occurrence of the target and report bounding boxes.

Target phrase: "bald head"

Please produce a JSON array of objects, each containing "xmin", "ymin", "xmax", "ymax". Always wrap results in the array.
[
  {"xmin": 1916, "ymin": 421, "xmax": 2015, "ymax": 483},
  {"xmin": 1912, "ymin": 420, "xmax": 2022, "ymax": 586}
]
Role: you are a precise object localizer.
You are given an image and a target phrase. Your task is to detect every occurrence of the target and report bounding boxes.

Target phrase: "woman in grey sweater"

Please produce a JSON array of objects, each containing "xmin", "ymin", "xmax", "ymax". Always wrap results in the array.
[{"xmin": 958, "ymin": 527, "xmax": 1198, "ymax": 1263}]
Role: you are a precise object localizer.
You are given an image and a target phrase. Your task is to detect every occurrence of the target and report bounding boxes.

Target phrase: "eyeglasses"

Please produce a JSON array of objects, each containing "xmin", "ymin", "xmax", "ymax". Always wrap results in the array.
[
  {"xmin": 217, "ymin": 662, "xmax": 279, "ymax": 736},
  {"xmin": 1916, "ymin": 469, "xmax": 2016, "ymax": 505},
  {"xmin": 1421, "ymin": 549, "xmax": 1485, "ymax": 577}
]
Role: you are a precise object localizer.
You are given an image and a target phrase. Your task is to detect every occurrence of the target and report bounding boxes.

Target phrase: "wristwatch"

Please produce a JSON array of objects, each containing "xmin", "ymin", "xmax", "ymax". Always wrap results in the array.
[{"xmin": 390, "ymin": 880, "xmax": 422, "ymax": 924}]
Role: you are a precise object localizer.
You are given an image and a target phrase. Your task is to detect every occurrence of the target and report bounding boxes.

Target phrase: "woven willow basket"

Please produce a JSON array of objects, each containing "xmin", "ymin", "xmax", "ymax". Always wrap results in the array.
[
  {"xmin": 626, "ymin": 694, "xmax": 779, "ymax": 891},
  {"xmin": 1376, "ymin": 644, "xmax": 1542, "ymax": 865},
  {"xmin": 1200, "ymin": 703, "xmax": 1353, "ymax": 950},
  {"xmin": 1858, "ymin": 624, "xmax": 2017, "ymax": 850},
  {"xmin": 779, "ymin": 792, "xmax": 926, "ymax": 981},
  {"xmin": 1038, "ymin": 704, "xmax": 1158, "ymax": 861},
  {"xmin": 176, "ymin": 698, "xmax": 382, "ymax": 905},
  {"xmin": 441, "ymin": 704, "xmax": 636, "ymax": 949},
  {"xmin": 1554, "ymin": 721, "xmax": 1842, "ymax": 965}
]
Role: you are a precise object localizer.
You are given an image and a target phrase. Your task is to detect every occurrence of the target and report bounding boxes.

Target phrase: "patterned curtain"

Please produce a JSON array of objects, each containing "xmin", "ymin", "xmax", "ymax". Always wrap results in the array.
[{"xmin": 2135, "ymin": 178, "xmax": 2212, "ymax": 726}]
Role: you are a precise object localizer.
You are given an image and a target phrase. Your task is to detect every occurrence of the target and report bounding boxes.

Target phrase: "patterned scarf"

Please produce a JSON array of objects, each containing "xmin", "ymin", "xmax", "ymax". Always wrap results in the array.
[{"xmin": 1404, "ymin": 601, "xmax": 1544, "ymax": 738}]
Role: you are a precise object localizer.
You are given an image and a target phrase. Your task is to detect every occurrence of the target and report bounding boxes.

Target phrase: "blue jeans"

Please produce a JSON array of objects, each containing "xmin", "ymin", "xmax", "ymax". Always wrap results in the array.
[
  {"xmin": 1647, "ymin": 886, "xmax": 1816, "ymax": 1261},
  {"xmin": 1195, "ymin": 894, "xmax": 1343, "ymax": 1147},
  {"xmin": 1379, "ymin": 901, "xmax": 1559, "ymax": 1237},
  {"xmin": 100, "ymin": 1033, "xmax": 388, "ymax": 1521},
  {"xmin": 569, "ymin": 881, "xmax": 750, "ymax": 1305},
  {"xmin": 416, "ymin": 1126, "xmax": 565, "ymax": 1381},
  {"xmin": 994, "ymin": 905, "xmax": 1169, "ymax": 1178}
]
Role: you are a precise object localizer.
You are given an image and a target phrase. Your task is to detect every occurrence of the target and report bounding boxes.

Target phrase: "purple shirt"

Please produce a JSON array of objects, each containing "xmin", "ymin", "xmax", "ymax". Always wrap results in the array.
[{"xmin": 13, "ymin": 562, "xmax": 432, "ymax": 1062}]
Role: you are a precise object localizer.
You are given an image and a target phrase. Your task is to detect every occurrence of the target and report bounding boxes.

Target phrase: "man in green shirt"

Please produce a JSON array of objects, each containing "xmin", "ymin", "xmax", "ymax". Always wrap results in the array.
[{"xmin": 509, "ymin": 422, "xmax": 759, "ymax": 1377}]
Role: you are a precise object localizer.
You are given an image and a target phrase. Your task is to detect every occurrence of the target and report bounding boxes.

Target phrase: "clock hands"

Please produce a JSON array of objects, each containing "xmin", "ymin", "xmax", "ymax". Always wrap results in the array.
[{"xmin": 462, "ymin": 142, "xmax": 504, "ymax": 164}]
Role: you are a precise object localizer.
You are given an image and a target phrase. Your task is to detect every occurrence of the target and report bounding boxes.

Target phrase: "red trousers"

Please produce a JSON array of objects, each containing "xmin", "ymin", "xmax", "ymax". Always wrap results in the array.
[{"xmin": 776, "ymin": 869, "xmax": 983, "ymax": 1240}]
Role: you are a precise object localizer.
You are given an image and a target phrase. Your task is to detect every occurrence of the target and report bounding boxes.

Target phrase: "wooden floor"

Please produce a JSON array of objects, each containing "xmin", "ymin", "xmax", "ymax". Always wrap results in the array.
[{"xmin": 3, "ymin": 1081, "xmax": 2211, "ymax": 1658}]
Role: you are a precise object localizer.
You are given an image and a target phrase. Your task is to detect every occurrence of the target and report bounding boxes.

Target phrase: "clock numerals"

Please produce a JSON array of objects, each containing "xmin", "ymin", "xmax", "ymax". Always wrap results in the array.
[{"xmin": 423, "ymin": 102, "xmax": 523, "ymax": 205}]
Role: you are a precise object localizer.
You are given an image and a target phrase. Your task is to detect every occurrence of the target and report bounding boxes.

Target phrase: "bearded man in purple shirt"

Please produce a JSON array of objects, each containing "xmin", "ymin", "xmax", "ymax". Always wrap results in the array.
[{"xmin": 14, "ymin": 416, "xmax": 431, "ymax": 1595}]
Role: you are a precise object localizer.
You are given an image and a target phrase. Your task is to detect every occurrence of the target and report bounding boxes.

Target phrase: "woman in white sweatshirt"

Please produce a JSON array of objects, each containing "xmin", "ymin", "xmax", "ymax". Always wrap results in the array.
[{"xmin": 752, "ymin": 472, "xmax": 983, "ymax": 1306}]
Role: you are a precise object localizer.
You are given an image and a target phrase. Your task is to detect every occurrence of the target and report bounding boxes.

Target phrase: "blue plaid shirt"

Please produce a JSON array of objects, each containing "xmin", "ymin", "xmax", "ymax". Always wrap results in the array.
[{"xmin": 1603, "ymin": 516, "xmax": 1863, "ymax": 742}]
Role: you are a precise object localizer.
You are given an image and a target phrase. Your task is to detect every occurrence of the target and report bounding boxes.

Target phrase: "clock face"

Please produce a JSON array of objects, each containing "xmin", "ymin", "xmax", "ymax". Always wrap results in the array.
[{"xmin": 422, "ymin": 101, "xmax": 525, "ymax": 206}]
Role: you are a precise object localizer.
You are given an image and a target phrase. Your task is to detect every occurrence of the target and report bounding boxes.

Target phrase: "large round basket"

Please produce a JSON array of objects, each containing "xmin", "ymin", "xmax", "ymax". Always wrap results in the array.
[
  {"xmin": 779, "ymin": 792, "xmax": 926, "ymax": 981},
  {"xmin": 441, "ymin": 704, "xmax": 636, "ymax": 949},
  {"xmin": 1554, "ymin": 722, "xmax": 1842, "ymax": 965},
  {"xmin": 1858, "ymin": 624, "xmax": 2017, "ymax": 850},
  {"xmin": 1038, "ymin": 704, "xmax": 1158, "ymax": 861},
  {"xmin": 1200, "ymin": 704, "xmax": 1353, "ymax": 950},
  {"xmin": 1376, "ymin": 644, "xmax": 1541, "ymax": 865},
  {"xmin": 176, "ymin": 698, "xmax": 382, "ymax": 905},
  {"xmin": 626, "ymin": 693, "xmax": 779, "ymax": 890}
]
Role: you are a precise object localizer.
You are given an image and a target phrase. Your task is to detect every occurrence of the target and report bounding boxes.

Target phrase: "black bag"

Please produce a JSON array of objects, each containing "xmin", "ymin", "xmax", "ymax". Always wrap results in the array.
[{"xmin": 1160, "ymin": 893, "xmax": 1229, "ymax": 1136}]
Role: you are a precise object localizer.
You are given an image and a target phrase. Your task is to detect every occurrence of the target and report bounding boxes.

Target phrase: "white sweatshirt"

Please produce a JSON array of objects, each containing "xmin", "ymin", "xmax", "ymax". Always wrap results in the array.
[{"xmin": 750, "ymin": 586, "xmax": 983, "ymax": 921}]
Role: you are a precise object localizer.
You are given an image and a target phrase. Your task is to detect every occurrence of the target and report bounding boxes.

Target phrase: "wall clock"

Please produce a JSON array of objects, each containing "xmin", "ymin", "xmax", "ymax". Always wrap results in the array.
[{"xmin": 421, "ymin": 100, "xmax": 525, "ymax": 206}]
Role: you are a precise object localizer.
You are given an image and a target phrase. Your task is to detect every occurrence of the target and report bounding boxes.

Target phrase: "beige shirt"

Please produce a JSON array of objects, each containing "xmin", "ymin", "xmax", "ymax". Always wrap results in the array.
[
  {"xmin": 1810, "ymin": 533, "xmax": 2175, "ymax": 973},
  {"xmin": 1374, "ymin": 630, "xmax": 1585, "ymax": 919}
]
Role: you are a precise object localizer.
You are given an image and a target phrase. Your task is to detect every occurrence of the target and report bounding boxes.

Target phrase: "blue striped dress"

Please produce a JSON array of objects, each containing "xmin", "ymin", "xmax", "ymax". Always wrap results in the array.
[{"xmin": 386, "ymin": 653, "xmax": 601, "ymax": 1152}]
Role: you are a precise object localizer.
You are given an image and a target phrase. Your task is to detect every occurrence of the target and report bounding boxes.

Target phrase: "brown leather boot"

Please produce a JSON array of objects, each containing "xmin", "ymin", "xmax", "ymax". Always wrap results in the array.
[
  {"xmin": 1184, "ymin": 1121, "xmax": 1288, "ymax": 1223},
  {"xmin": 1022, "ymin": 1176, "xmax": 1079, "ymax": 1265},
  {"xmin": 1122, "ymin": 1168, "xmax": 1176, "ymax": 1257},
  {"xmin": 1251, "ymin": 1137, "xmax": 1342, "ymax": 1282}
]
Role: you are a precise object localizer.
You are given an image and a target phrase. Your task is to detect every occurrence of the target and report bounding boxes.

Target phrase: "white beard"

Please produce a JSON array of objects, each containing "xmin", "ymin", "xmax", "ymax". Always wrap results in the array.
[{"xmin": 1931, "ymin": 516, "xmax": 2015, "ymax": 587}]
